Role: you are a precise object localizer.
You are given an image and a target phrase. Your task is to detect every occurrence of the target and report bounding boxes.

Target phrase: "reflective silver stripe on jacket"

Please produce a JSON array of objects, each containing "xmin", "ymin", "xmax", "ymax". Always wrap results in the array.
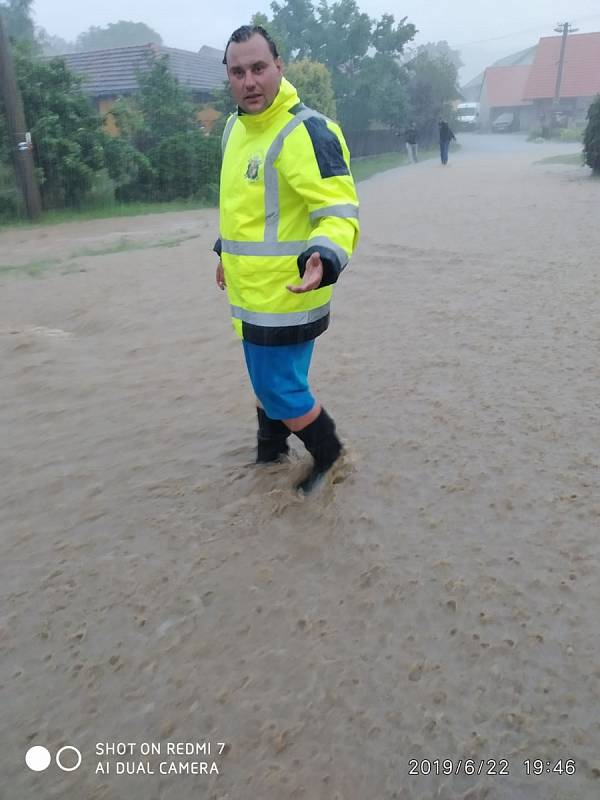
[
  {"xmin": 221, "ymin": 114, "xmax": 237, "ymax": 156},
  {"xmin": 310, "ymin": 204, "xmax": 359, "ymax": 222},
  {"xmin": 230, "ymin": 303, "xmax": 330, "ymax": 327},
  {"xmin": 263, "ymin": 107, "xmax": 326, "ymax": 241},
  {"xmin": 222, "ymin": 105, "xmax": 351, "ymax": 250},
  {"xmin": 221, "ymin": 235, "xmax": 349, "ymax": 264},
  {"xmin": 306, "ymin": 236, "xmax": 349, "ymax": 267},
  {"xmin": 221, "ymin": 239, "xmax": 306, "ymax": 256},
  {"xmin": 221, "ymin": 106, "xmax": 351, "ymax": 313}
]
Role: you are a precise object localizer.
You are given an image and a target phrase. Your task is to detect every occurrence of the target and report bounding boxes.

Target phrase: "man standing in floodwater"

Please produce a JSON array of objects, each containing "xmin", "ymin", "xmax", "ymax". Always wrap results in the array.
[
  {"xmin": 213, "ymin": 25, "xmax": 360, "ymax": 494},
  {"xmin": 439, "ymin": 119, "xmax": 456, "ymax": 165}
]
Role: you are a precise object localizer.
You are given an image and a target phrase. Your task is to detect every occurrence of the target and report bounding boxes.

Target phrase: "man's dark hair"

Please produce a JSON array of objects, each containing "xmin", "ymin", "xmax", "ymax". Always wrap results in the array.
[{"xmin": 223, "ymin": 25, "xmax": 280, "ymax": 65}]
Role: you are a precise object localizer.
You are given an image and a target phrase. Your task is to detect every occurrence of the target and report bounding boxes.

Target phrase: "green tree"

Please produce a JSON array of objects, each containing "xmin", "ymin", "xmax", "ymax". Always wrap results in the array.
[
  {"xmin": 339, "ymin": 53, "xmax": 409, "ymax": 131},
  {"xmin": 253, "ymin": 0, "xmax": 416, "ymax": 130},
  {"xmin": 329, "ymin": 6, "xmax": 414, "ymax": 130},
  {"xmin": 111, "ymin": 55, "xmax": 221, "ymax": 202},
  {"xmin": 405, "ymin": 51, "xmax": 460, "ymax": 143},
  {"xmin": 415, "ymin": 41, "xmax": 463, "ymax": 72},
  {"xmin": 270, "ymin": 0, "xmax": 316, "ymax": 60},
  {"xmin": 314, "ymin": 0, "xmax": 372, "ymax": 74},
  {"xmin": 4, "ymin": 46, "xmax": 113, "ymax": 207},
  {"xmin": 149, "ymin": 132, "xmax": 220, "ymax": 202},
  {"xmin": 583, "ymin": 94, "xmax": 600, "ymax": 175},
  {"xmin": 134, "ymin": 55, "xmax": 195, "ymax": 146},
  {"xmin": 37, "ymin": 28, "xmax": 75, "ymax": 56},
  {"xmin": 0, "ymin": 0, "xmax": 35, "ymax": 41},
  {"xmin": 264, "ymin": 0, "xmax": 415, "ymax": 74},
  {"xmin": 75, "ymin": 20, "xmax": 162, "ymax": 51},
  {"xmin": 101, "ymin": 96, "xmax": 155, "ymax": 195},
  {"xmin": 106, "ymin": 96, "xmax": 145, "ymax": 140},
  {"xmin": 284, "ymin": 59, "xmax": 337, "ymax": 117},
  {"xmin": 209, "ymin": 81, "xmax": 236, "ymax": 134},
  {"xmin": 102, "ymin": 135, "xmax": 154, "ymax": 200},
  {"xmin": 372, "ymin": 13, "xmax": 416, "ymax": 57},
  {"xmin": 583, "ymin": 95, "xmax": 600, "ymax": 174}
]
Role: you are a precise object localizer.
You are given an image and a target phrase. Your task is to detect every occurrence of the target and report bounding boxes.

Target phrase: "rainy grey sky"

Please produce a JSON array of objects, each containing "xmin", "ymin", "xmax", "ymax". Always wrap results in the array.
[{"xmin": 32, "ymin": 0, "xmax": 600, "ymax": 83}]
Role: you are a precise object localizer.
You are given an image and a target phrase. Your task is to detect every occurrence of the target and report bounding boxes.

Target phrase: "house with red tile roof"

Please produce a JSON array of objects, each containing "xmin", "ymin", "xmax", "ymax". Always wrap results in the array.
[
  {"xmin": 461, "ymin": 31, "xmax": 600, "ymax": 132},
  {"xmin": 479, "ymin": 64, "xmax": 535, "ymax": 131},
  {"xmin": 460, "ymin": 46, "xmax": 536, "ymax": 103},
  {"xmin": 523, "ymin": 31, "xmax": 600, "ymax": 129}
]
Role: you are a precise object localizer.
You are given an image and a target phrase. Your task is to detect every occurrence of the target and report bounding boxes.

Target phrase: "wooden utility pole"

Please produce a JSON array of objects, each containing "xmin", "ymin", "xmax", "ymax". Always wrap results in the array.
[
  {"xmin": 553, "ymin": 22, "xmax": 578, "ymax": 108},
  {"xmin": 0, "ymin": 13, "xmax": 42, "ymax": 220}
]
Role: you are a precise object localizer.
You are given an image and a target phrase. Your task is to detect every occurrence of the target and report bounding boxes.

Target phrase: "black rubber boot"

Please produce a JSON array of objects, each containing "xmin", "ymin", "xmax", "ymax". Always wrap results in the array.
[
  {"xmin": 256, "ymin": 407, "xmax": 290, "ymax": 463},
  {"xmin": 293, "ymin": 408, "xmax": 342, "ymax": 494}
]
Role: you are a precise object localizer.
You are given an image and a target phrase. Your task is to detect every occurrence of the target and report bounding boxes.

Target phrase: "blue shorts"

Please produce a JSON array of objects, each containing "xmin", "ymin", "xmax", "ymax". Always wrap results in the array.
[{"xmin": 242, "ymin": 340, "xmax": 315, "ymax": 420}]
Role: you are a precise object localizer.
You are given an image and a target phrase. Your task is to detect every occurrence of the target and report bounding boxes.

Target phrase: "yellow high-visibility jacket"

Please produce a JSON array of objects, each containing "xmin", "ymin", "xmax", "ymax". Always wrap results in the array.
[{"xmin": 215, "ymin": 78, "xmax": 360, "ymax": 345}]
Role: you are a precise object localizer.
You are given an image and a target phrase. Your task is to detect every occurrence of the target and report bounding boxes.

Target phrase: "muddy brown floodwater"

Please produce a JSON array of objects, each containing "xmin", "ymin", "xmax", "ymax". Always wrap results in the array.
[{"xmin": 2, "ymin": 144, "xmax": 600, "ymax": 799}]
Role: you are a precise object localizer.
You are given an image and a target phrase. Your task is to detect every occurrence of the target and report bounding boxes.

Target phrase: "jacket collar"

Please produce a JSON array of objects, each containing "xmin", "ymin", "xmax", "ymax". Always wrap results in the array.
[{"xmin": 237, "ymin": 78, "xmax": 300, "ymax": 129}]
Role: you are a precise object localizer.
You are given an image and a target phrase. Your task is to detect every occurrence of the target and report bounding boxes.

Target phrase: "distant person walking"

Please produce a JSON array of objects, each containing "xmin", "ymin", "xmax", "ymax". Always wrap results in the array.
[
  {"xmin": 405, "ymin": 122, "xmax": 418, "ymax": 163},
  {"xmin": 438, "ymin": 119, "xmax": 456, "ymax": 165}
]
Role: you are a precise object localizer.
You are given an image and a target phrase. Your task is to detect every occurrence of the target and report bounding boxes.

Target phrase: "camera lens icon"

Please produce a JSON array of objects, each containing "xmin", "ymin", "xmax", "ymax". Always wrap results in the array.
[
  {"xmin": 25, "ymin": 745, "xmax": 82, "ymax": 772},
  {"xmin": 56, "ymin": 746, "xmax": 82, "ymax": 771}
]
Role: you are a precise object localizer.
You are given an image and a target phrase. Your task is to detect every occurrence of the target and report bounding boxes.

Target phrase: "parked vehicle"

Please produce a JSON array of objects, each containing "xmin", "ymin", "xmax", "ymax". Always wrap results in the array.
[
  {"xmin": 455, "ymin": 102, "xmax": 480, "ymax": 130},
  {"xmin": 491, "ymin": 111, "xmax": 516, "ymax": 132}
]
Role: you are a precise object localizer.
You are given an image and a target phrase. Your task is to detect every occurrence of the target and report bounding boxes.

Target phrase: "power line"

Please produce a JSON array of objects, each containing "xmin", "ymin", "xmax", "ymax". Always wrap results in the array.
[
  {"xmin": 457, "ymin": 26, "xmax": 557, "ymax": 48},
  {"xmin": 571, "ymin": 13, "xmax": 600, "ymax": 25},
  {"xmin": 455, "ymin": 12, "xmax": 600, "ymax": 48}
]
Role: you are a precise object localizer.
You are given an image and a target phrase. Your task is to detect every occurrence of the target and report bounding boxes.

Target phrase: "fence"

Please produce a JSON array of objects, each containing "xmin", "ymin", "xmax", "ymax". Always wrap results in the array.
[{"xmin": 345, "ymin": 130, "xmax": 402, "ymax": 158}]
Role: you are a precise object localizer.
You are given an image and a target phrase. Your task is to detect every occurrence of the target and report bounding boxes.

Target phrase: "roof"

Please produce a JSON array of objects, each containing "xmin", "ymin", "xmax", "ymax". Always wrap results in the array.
[
  {"xmin": 481, "ymin": 64, "xmax": 532, "ymax": 107},
  {"xmin": 523, "ymin": 31, "xmax": 600, "ymax": 99},
  {"xmin": 58, "ymin": 44, "xmax": 227, "ymax": 97},
  {"xmin": 162, "ymin": 46, "xmax": 226, "ymax": 91},
  {"xmin": 493, "ymin": 46, "xmax": 537, "ymax": 68},
  {"xmin": 461, "ymin": 45, "xmax": 537, "ymax": 98},
  {"xmin": 198, "ymin": 45, "xmax": 224, "ymax": 60}
]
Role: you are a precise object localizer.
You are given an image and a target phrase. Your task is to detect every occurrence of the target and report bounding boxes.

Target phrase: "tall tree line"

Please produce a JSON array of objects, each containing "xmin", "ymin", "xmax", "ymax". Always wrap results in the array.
[
  {"xmin": 250, "ymin": 0, "xmax": 461, "ymax": 135},
  {"xmin": 0, "ymin": 0, "xmax": 463, "ymax": 219}
]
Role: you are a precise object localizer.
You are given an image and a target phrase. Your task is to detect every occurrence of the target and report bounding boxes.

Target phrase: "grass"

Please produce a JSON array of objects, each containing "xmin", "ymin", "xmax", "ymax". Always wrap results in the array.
[
  {"xmin": 351, "ymin": 147, "xmax": 438, "ymax": 182},
  {"xmin": 352, "ymin": 152, "xmax": 409, "ymax": 181},
  {"xmin": 534, "ymin": 153, "xmax": 585, "ymax": 166},
  {"xmin": 69, "ymin": 233, "xmax": 201, "ymax": 258},
  {"xmin": 0, "ymin": 258, "xmax": 64, "ymax": 277},
  {"xmin": 0, "ymin": 233, "xmax": 202, "ymax": 278},
  {"xmin": 1, "ymin": 148, "xmax": 440, "ymax": 232},
  {"xmin": 68, "ymin": 237, "xmax": 150, "ymax": 259},
  {"xmin": 0, "ymin": 145, "xmax": 447, "ymax": 278},
  {"xmin": 42, "ymin": 198, "xmax": 212, "ymax": 223},
  {"xmin": 0, "ymin": 198, "xmax": 213, "ymax": 231}
]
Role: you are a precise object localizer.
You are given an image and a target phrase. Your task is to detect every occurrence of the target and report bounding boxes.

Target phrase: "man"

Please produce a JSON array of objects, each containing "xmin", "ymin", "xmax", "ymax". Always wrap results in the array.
[
  {"xmin": 405, "ymin": 122, "xmax": 418, "ymax": 163},
  {"xmin": 214, "ymin": 26, "xmax": 360, "ymax": 494},
  {"xmin": 438, "ymin": 119, "xmax": 456, "ymax": 165}
]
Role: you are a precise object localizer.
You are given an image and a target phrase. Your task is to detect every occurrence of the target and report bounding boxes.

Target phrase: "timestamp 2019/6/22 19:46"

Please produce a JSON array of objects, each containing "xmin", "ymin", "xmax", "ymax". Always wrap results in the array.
[{"xmin": 408, "ymin": 759, "xmax": 576, "ymax": 777}]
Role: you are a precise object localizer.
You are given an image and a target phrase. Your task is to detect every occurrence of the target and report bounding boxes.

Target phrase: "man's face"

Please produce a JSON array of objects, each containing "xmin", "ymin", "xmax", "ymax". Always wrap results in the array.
[{"xmin": 226, "ymin": 34, "xmax": 283, "ymax": 114}]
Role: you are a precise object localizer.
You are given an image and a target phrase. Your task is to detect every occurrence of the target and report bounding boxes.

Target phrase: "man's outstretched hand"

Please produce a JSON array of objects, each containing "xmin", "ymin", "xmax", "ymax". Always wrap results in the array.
[
  {"xmin": 287, "ymin": 251, "xmax": 323, "ymax": 293},
  {"xmin": 216, "ymin": 261, "xmax": 226, "ymax": 290}
]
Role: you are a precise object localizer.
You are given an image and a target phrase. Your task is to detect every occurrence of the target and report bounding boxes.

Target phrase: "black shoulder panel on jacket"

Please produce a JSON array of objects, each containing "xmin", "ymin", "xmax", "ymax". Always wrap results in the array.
[{"xmin": 303, "ymin": 116, "xmax": 350, "ymax": 179}]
